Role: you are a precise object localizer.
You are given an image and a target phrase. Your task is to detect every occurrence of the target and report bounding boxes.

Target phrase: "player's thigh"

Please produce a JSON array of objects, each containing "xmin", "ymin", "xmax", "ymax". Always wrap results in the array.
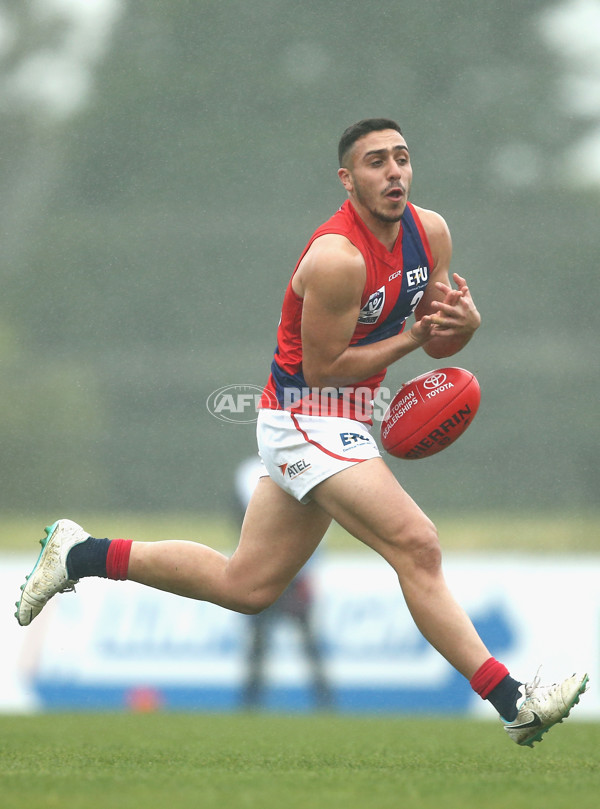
[
  {"xmin": 226, "ymin": 475, "xmax": 332, "ymax": 602},
  {"xmin": 311, "ymin": 457, "xmax": 437, "ymax": 566}
]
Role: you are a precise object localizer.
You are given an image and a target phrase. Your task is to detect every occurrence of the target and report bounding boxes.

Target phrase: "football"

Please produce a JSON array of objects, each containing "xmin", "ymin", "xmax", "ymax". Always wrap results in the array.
[{"xmin": 381, "ymin": 367, "xmax": 480, "ymax": 459}]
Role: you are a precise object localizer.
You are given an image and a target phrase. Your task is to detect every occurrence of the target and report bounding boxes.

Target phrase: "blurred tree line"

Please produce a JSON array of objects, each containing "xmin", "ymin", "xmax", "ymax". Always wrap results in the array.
[{"xmin": 0, "ymin": 0, "xmax": 598, "ymax": 518}]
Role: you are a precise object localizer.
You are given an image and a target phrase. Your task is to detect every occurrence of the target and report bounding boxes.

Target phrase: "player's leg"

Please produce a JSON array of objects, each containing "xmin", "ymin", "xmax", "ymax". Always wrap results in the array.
[
  {"xmin": 15, "ymin": 476, "xmax": 332, "ymax": 625},
  {"xmin": 312, "ymin": 456, "xmax": 589, "ymax": 744},
  {"xmin": 127, "ymin": 475, "xmax": 331, "ymax": 612},
  {"xmin": 310, "ymin": 456, "xmax": 490, "ymax": 680}
]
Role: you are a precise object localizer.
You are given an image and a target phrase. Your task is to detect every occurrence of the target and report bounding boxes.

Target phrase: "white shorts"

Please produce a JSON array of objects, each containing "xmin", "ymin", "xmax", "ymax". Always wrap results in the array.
[{"xmin": 256, "ymin": 409, "xmax": 381, "ymax": 504}]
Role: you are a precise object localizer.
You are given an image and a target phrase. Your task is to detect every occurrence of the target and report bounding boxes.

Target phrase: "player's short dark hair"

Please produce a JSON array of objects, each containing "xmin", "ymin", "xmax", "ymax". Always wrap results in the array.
[{"xmin": 338, "ymin": 118, "xmax": 403, "ymax": 167}]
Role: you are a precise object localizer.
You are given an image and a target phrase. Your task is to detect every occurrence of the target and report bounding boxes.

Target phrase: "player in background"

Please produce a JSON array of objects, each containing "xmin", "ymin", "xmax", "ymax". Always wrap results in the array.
[
  {"xmin": 234, "ymin": 456, "xmax": 333, "ymax": 711},
  {"xmin": 15, "ymin": 118, "xmax": 587, "ymax": 746}
]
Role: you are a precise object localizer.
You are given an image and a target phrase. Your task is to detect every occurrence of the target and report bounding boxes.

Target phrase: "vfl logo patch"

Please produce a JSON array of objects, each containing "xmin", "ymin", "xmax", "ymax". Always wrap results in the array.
[
  {"xmin": 358, "ymin": 286, "xmax": 385, "ymax": 324},
  {"xmin": 280, "ymin": 459, "xmax": 311, "ymax": 479}
]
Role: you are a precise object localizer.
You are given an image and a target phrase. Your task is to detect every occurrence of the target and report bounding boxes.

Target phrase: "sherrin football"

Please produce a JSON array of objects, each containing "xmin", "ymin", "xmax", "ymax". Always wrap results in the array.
[{"xmin": 381, "ymin": 367, "xmax": 480, "ymax": 459}]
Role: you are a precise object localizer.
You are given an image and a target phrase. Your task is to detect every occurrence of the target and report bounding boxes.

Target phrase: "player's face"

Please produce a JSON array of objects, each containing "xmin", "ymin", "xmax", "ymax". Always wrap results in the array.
[{"xmin": 338, "ymin": 130, "xmax": 413, "ymax": 224}]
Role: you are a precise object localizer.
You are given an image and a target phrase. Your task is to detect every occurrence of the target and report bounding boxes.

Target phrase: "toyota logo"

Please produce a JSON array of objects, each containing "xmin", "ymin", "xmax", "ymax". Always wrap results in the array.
[{"xmin": 423, "ymin": 372, "xmax": 447, "ymax": 389}]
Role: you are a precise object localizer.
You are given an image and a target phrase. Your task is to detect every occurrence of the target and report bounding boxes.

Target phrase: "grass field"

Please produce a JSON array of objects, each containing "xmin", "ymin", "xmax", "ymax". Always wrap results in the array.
[
  {"xmin": 2, "ymin": 516, "xmax": 598, "ymax": 808},
  {"xmin": 1, "ymin": 713, "xmax": 598, "ymax": 809}
]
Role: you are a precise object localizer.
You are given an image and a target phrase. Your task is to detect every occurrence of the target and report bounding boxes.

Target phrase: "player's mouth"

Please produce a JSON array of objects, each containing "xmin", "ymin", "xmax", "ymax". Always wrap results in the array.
[{"xmin": 383, "ymin": 185, "xmax": 405, "ymax": 202}]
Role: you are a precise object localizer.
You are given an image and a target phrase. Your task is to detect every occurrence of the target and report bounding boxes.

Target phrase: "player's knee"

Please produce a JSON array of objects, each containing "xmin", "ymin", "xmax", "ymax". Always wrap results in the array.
[
  {"xmin": 398, "ymin": 517, "xmax": 442, "ymax": 573},
  {"xmin": 235, "ymin": 588, "xmax": 277, "ymax": 615}
]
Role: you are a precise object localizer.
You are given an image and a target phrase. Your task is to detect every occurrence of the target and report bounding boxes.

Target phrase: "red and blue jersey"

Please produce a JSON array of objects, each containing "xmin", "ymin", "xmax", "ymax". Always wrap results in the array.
[{"xmin": 260, "ymin": 199, "xmax": 433, "ymax": 421}]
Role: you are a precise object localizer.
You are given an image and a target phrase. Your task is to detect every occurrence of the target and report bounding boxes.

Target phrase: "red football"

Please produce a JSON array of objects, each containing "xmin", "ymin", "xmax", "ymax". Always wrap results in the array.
[{"xmin": 381, "ymin": 367, "xmax": 480, "ymax": 459}]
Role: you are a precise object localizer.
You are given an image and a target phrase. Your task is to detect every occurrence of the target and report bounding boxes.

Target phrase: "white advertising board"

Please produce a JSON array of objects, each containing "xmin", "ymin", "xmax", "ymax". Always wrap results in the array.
[{"xmin": 1, "ymin": 553, "xmax": 598, "ymax": 716}]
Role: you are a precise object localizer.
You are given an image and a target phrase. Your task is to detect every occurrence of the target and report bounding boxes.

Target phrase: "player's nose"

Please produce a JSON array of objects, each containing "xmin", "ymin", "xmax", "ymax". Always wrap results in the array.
[{"xmin": 386, "ymin": 157, "xmax": 403, "ymax": 178}]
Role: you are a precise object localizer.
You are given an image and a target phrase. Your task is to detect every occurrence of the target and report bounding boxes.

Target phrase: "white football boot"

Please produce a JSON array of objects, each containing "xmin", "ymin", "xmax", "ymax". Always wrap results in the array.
[
  {"xmin": 503, "ymin": 670, "xmax": 589, "ymax": 747},
  {"xmin": 15, "ymin": 519, "xmax": 89, "ymax": 626}
]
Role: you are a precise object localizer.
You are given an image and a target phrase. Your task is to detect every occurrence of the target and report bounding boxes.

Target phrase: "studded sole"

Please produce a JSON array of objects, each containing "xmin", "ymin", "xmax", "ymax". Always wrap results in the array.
[
  {"xmin": 522, "ymin": 674, "xmax": 590, "ymax": 748},
  {"xmin": 14, "ymin": 521, "xmax": 62, "ymax": 625}
]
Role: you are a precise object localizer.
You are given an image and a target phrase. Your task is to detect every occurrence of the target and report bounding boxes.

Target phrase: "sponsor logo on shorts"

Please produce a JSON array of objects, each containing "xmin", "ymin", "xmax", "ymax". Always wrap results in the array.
[
  {"xmin": 280, "ymin": 458, "xmax": 312, "ymax": 479},
  {"xmin": 340, "ymin": 432, "xmax": 372, "ymax": 451}
]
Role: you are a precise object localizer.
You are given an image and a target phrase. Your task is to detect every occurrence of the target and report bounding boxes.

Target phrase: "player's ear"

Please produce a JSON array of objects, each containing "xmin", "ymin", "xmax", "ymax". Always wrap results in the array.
[{"xmin": 338, "ymin": 166, "xmax": 353, "ymax": 193}]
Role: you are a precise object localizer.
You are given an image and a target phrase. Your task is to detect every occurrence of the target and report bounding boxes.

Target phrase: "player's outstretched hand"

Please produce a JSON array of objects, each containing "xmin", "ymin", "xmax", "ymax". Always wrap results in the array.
[{"xmin": 429, "ymin": 273, "xmax": 481, "ymax": 336}]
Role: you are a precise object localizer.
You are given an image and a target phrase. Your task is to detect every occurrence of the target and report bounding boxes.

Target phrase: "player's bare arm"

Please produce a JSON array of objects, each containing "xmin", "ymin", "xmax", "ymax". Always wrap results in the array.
[
  {"xmin": 412, "ymin": 206, "xmax": 481, "ymax": 358},
  {"xmin": 294, "ymin": 235, "xmax": 437, "ymax": 388}
]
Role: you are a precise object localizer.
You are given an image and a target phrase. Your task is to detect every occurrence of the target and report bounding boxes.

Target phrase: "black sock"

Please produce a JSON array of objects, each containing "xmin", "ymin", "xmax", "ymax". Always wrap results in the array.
[
  {"xmin": 66, "ymin": 537, "xmax": 111, "ymax": 579},
  {"xmin": 486, "ymin": 675, "xmax": 523, "ymax": 721}
]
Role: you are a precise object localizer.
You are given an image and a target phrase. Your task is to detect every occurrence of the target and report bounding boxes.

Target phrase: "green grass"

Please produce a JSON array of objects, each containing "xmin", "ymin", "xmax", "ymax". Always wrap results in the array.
[
  {"xmin": 0, "ymin": 714, "xmax": 598, "ymax": 809},
  {"xmin": 1, "ymin": 510, "xmax": 599, "ymax": 553}
]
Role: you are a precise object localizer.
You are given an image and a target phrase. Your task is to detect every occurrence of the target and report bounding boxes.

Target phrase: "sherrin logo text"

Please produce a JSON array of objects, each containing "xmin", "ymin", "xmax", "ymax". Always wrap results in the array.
[{"xmin": 405, "ymin": 405, "xmax": 473, "ymax": 459}]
